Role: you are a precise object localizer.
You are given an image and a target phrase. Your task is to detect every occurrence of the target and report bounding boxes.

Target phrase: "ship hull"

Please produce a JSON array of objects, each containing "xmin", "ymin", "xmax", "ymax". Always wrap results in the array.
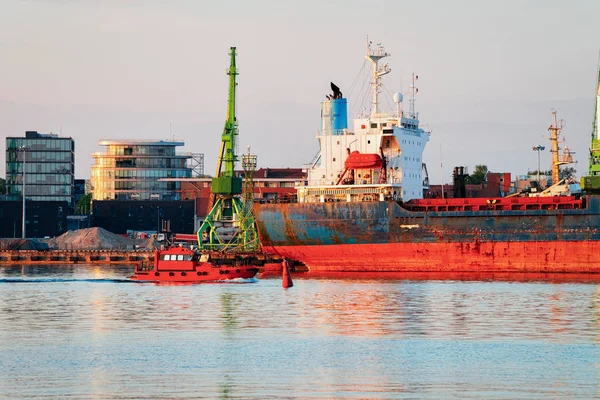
[
  {"xmin": 254, "ymin": 197, "xmax": 600, "ymax": 273},
  {"xmin": 261, "ymin": 241, "xmax": 600, "ymax": 273},
  {"xmin": 131, "ymin": 267, "xmax": 258, "ymax": 283}
]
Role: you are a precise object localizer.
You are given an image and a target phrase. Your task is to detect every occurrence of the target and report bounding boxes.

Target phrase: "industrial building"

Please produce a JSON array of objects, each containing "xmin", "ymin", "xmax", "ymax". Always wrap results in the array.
[
  {"xmin": 92, "ymin": 200, "xmax": 195, "ymax": 235},
  {"xmin": 0, "ymin": 200, "xmax": 68, "ymax": 238},
  {"xmin": 163, "ymin": 167, "xmax": 304, "ymax": 223}
]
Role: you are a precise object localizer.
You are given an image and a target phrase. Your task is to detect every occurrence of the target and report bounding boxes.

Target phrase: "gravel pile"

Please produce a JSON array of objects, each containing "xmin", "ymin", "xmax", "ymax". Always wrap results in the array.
[
  {"xmin": 43, "ymin": 227, "xmax": 158, "ymax": 251},
  {"xmin": 0, "ymin": 239, "xmax": 49, "ymax": 251}
]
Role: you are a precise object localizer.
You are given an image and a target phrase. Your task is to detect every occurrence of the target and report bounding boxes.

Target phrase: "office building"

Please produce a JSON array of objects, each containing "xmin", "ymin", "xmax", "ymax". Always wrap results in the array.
[
  {"xmin": 74, "ymin": 179, "xmax": 88, "ymax": 204},
  {"xmin": 90, "ymin": 140, "xmax": 193, "ymax": 201},
  {"xmin": 5, "ymin": 131, "xmax": 75, "ymax": 207}
]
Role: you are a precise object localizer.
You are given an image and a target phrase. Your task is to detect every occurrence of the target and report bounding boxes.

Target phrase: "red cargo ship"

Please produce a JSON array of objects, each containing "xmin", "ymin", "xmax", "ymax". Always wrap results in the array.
[
  {"xmin": 130, "ymin": 247, "xmax": 259, "ymax": 283},
  {"xmin": 253, "ymin": 39, "xmax": 600, "ymax": 274}
]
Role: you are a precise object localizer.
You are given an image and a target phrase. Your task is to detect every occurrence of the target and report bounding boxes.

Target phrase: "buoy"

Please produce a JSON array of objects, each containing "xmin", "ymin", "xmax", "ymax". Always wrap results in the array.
[{"xmin": 282, "ymin": 259, "xmax": 293, "ymax": 288}]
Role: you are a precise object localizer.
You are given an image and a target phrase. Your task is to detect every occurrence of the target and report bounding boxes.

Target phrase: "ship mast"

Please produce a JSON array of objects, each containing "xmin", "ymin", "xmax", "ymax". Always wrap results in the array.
[
  {"xmin": 548, "ymin": 110, "xmax": 572, "ymax": 185},
  {"xmin": 215, "ymin": 47, "xmax": 238, "ymax": 182},
  {"xmin": 365, "ymin": 37, "xmax": 390, "ymax": 117}
]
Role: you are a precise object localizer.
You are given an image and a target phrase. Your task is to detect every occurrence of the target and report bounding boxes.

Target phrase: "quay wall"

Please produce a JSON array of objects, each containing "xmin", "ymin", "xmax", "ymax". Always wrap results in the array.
[{"xmin": 0, "ymin": 250, "xmax": 155, "ymax": 265}]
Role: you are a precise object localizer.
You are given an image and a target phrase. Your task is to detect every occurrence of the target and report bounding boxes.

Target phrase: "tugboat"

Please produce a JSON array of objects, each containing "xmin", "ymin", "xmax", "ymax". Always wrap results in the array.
[
  {"xmin": 131, "ymin": 47, "xmax": 271, "ymax": 283},
  {"xmin": 131, "ymin": 247, "xmax": 259, "ymax": 283}
]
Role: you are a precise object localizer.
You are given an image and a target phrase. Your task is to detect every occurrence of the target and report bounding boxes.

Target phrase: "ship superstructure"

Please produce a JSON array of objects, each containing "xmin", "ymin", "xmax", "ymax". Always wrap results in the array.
[{"xmin": 299, "ymin": 39, "xmax": 430, "ymax": 203}]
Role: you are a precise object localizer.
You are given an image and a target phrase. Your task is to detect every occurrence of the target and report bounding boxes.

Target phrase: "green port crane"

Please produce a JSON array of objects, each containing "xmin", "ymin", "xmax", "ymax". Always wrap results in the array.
[
  {"xmin": 197, "ymin": 47, "xmax": 258, "ymax": 251},
  {"xmin": 581, "ymin": 61, "xmax": 600, "ymax": 193}
]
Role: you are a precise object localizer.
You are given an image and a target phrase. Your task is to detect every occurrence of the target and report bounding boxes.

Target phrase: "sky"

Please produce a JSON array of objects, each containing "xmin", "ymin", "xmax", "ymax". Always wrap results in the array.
[{"xmin": 1, "ymin": 0, "xmax": 599, "ymax": 184}]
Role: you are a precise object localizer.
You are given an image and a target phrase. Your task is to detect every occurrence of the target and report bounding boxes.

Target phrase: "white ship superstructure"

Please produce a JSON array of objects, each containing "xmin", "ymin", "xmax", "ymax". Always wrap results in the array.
[{"xmin": 298, "ymin": 39, "xmax": 431, "ymax": 203}]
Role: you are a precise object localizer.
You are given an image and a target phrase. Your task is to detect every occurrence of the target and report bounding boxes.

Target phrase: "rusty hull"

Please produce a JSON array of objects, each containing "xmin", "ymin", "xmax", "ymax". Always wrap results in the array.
[{"xmin": 253, "ymin": 196, "xmax": 600, "ymax": 273}]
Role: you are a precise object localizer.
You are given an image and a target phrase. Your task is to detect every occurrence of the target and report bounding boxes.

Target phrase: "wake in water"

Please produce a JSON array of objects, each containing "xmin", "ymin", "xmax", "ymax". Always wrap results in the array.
[
  {"xmin": 223, "ymin": 277, "xmax": 259, "ymax": 284},
  {"xmin": 130, "ymin": 277, "xmax": 260, "ymax": 285},
  {"xmin": 0, "ymin": 276, "xmax": 260, "ymax": 285},
  {"xmin": 0, "ymin": 278, "xmax": 134, "ymax": 284}
]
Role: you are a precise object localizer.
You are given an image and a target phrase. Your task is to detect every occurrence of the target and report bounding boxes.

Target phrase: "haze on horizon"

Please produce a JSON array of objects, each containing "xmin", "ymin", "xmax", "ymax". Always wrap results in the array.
[{"xmin": 1, "ymin": 0, "xmax": 599, "ymax": 185}]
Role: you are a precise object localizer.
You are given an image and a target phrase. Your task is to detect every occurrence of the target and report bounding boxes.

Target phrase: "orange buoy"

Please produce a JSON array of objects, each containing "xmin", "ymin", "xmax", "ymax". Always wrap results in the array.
[{"xmin": 282, "ymin": 259, "xmax": 293, "ymax": 288}]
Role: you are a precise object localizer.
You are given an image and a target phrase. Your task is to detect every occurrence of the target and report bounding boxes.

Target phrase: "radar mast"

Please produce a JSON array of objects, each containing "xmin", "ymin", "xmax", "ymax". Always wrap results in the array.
[{"xmin": 365, "ymin": 37, "xmax": 391, "ymax": 117}]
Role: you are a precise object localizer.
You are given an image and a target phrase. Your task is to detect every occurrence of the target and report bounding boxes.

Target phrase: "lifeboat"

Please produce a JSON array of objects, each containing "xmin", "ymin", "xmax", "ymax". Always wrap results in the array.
[{"xmin": 130, "ymin": 246, "xmax": 259, "ymax": 283}]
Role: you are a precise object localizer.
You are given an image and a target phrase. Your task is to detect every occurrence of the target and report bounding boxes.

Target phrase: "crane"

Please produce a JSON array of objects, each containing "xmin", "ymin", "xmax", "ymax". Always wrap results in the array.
[
  {"xmin": 581, "ymin": 60, "xmax": 600, "ymax": 193},
  {"xmin": 197, "ymin": 47, "xmax": 258, "ymax": 251}
]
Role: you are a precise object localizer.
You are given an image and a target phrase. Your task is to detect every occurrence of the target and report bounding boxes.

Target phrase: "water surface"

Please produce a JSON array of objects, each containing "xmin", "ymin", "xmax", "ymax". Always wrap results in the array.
[{"xmin": 1, "ymin": 265, "xmax": 599, "ymax": 399}]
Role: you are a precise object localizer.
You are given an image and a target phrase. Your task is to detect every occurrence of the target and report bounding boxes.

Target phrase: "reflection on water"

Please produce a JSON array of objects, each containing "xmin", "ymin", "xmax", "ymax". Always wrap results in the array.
[{"xmin": 0, "ymin": 265, "xmax": 599, "ymax": 399}]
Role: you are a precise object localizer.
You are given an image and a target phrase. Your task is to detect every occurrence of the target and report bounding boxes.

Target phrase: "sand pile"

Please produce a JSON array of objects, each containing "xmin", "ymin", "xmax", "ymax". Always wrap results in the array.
[
  {"xmin": 44, "ymin": 227, "xmax": 159, "ymax": 251},
  {"xmin": 0, "ymin": 239, "xmax": 49, "ymax": 251}
]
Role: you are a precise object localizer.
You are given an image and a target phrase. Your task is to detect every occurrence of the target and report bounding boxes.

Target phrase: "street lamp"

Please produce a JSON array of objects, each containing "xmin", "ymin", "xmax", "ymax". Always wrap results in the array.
[
  {"xmin": 19, "ymin": 146, "xmax": 28, "ymax": 238},
  {"xmin": 532, "ymin": 145, "xmax": 545, "ymax": 187}
]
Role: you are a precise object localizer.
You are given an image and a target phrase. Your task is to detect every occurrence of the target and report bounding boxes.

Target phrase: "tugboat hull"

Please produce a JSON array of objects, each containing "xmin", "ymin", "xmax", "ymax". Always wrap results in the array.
[{"xmin": 130, "ymin": 247, "xmax": 260, "ymax": 283}]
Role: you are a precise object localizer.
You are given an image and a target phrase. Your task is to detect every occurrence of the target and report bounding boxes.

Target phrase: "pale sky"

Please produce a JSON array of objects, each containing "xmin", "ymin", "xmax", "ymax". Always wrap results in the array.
[{"xmin": 1, "ymin": 0, "xmax": 599, "ymax": 184}]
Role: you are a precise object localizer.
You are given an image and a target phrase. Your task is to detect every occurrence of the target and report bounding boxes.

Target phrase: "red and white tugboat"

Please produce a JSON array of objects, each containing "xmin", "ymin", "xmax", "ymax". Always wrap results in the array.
[{"xmin": 131, "ymin": 247, "xmax": 259, "ymax": 283}]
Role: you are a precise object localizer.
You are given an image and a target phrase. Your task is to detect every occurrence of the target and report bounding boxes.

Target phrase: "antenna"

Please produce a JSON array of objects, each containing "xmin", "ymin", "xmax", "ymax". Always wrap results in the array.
[{"xmin": 409, "ymin": 73, "xmax": 419, "ymax": 116}]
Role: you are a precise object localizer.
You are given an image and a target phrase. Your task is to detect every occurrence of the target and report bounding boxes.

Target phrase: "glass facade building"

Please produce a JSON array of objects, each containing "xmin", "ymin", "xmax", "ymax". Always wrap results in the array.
[
  {"xmin": 91, "ymin": 140, "xmax": 192, "ymax": 201},
  {"xmin": 5, "ymin": 131, "xmax": 75, "ymax": 206}
]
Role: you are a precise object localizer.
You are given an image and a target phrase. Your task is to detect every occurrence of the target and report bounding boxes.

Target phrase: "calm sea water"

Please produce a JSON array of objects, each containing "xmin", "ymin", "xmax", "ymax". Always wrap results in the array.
[{"xmin": 1, "ymin": 265, "xmax": 600, "ymax": 399}]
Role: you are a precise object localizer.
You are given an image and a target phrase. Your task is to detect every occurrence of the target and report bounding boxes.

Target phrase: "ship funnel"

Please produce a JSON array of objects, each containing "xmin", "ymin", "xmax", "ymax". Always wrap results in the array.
[{"xmin": 322, "ymin": 83, "xmax": 348, "ymax": 135}]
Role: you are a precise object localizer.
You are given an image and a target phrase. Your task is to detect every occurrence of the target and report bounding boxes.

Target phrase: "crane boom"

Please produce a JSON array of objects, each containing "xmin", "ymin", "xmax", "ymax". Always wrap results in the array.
[
  {"xmin": 213, "ymin": 47, "xmax": 242, "ymax": 195},
  {"xmin": 581, "ymin": 59, "xmax": 600, "ymax": 192}
]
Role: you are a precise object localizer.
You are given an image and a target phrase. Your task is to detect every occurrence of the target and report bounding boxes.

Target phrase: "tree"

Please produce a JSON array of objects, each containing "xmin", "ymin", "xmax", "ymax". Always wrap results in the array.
[
  {"xmin": 560, "ymin": 167, "xmax": 577, "ymax": 180},
  {"xmin": 466, "ymin": 165, "xmax": 488, "ymax": 185},
  {"xmin": 527, "ymin": 170, "xmax": 551, "ymax": 176},
  {"xmin": 76, "ymin": 193, "xmax": 92, "ymax": 214}
]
